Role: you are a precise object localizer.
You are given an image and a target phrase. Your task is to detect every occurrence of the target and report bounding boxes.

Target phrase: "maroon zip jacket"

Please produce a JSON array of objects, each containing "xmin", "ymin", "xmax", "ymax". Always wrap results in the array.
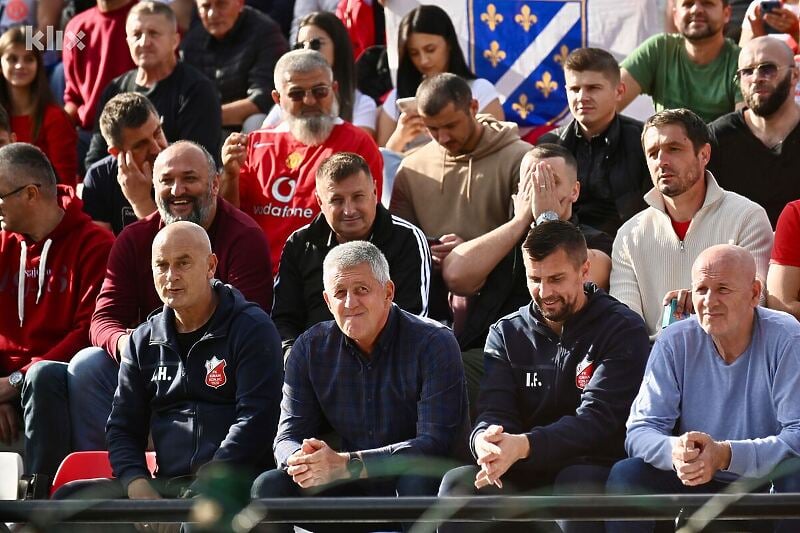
[{"xmin": 90, "ymin": 197, "xmax": 272, "ymax": 359}]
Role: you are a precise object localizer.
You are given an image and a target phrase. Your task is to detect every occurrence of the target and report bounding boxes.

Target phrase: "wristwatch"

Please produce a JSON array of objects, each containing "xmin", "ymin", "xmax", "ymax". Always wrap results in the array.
[
  {"xmin": 346, "ymin": 452, "xmax": 364, "ymax": 480},
  {"xmin": 535, "ymin": 210, "xmax": 559, "ymax": 226},
  {"xmin": 8, "ymin": 371, "xmax": 23, "ymax": 391}
]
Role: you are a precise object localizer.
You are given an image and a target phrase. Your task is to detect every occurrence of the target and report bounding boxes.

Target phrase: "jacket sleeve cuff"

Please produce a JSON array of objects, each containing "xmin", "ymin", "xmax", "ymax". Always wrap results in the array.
[{"xmin": 119, "ymin": 470, "xmax": 151, "ymax": 492}]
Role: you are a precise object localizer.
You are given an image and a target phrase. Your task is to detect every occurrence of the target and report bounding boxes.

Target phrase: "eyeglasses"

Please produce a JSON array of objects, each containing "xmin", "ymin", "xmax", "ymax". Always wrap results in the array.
[
  {"xmin": 285, "ymin": 85, "xmax": 331, "ymax": 102},
  {"xmin": 293, "ymin": 38, "xmax": 322, "ymax": 51},
  {"xmin": 736, "ymin": 62, "xmax": 794, "ymax": 81},
  {"xmin": 0, "ymin": 182, "xmax": 40, "ymax": 201}
]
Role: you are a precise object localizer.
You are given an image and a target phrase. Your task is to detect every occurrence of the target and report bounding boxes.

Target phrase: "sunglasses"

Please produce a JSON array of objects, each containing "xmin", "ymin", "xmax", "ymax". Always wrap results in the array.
[
  {"xmin": 736, "ymin": 62, "xmax": 793, "ymax": 80},
  {"xmin": 0, "ymin": 182, "xmax": 40, "ymax": 201},
  {"xmin": 293, "ymin": 38, "xmax": 322, "ymax": 51},
  {"xmin": 285, "ymin": 85, "xmax": 331, "ymax": 102}
]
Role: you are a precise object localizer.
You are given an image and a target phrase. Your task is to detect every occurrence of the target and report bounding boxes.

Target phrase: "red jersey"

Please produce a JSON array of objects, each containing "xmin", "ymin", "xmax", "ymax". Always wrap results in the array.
[{"xmin": 239, "ymin": 120, "xmax": 383, "ymax": 274}]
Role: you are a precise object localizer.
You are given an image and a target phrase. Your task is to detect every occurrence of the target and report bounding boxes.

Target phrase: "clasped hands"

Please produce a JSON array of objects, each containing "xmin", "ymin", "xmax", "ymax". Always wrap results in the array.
[
  {"xmin": 286, "ymin": 437, "xmax": 351, "ymax": 489},
  {"xmin": 671, "ymin": 431, "xmax": 732, "ymax": 486},
  {"xmin": 473, "ymin": 424, "xmax": 530, "ymax": 490}
]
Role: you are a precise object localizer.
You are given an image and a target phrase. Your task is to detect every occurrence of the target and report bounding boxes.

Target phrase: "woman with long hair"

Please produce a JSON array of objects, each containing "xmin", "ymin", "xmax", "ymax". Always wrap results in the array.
[
  {"xmin": 263, "ymin": 11, "xmax": 377, "ymax": 137},
  {"xmin": 0, "ymin": 26, "xmax": 77, "ymax": 185},
  {"xmin": 376, "ymin": 4, "xmax": 504, "ymax": 152}
]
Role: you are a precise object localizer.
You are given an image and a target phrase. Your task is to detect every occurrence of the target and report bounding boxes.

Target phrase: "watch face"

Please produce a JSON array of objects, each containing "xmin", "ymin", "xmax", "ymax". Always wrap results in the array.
[{"xmin": 9, "ymin": 371, "xmax": 23, "ymax": 387}]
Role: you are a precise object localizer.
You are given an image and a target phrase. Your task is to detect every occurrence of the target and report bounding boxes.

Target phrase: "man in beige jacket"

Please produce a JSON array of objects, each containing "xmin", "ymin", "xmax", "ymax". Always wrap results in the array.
[{"xmin": 610, "ymin": 108, "xmax": 772, "ymax": 339}]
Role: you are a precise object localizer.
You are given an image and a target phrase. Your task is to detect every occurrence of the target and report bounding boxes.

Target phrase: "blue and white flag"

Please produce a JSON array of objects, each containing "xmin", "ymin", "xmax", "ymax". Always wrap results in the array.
[
  {"xmin": 468, "ymin": 0, "xmax": 586, "ymax": 127},
  {"xmin": 385, "ymin": 0, "xmax": 664, "ymax": 124}
]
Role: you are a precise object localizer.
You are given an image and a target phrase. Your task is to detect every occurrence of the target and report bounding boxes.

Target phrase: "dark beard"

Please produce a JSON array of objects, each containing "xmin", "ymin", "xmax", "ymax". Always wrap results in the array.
[{"xmin": 747, "ymin": 72, "xmax": 793, "ymax": 117}]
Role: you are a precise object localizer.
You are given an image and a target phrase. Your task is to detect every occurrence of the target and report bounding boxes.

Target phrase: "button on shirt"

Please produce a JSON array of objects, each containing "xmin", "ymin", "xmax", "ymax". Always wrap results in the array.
[{"xmin": 274, "ymin": 305, "xmax": 469, "ymax": 472}]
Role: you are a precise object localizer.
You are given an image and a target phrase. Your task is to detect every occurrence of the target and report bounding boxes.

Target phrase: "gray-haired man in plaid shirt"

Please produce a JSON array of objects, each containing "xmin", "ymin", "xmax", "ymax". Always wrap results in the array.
[{"xmin": 251, "ymin": 241, "xmax": 469, "ymax": 530}]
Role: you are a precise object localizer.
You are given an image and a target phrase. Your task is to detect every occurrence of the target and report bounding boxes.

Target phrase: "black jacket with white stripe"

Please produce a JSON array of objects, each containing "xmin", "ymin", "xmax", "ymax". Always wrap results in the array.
[{"xmin": 272, "ymin": 204, "xmax": 432, "ymax": 356}]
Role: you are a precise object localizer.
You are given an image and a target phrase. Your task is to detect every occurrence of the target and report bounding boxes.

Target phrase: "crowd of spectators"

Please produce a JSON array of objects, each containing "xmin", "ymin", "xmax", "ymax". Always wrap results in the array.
[{"xmin": 2, "ymin": 0, "xmax": 800, "ymax": 531}]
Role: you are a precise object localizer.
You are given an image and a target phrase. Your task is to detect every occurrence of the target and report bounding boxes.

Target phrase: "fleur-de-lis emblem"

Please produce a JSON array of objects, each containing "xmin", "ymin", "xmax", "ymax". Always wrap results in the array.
[
  {"xmin": 512, "ymin": 94, "xmax": 534, "ymax": 120},
  {"xmin": 483, "ymin": 41, "xmax": 506, "ymax": 68},
  {"xmin": 480, "ymin": 3, "xmax": 503, "ymax": 31},
  {"xmin": 535, "ymin": 71, "xmax": 558, "ymax": 98},
  {"xmin": 515, "ymin": 4, "xmax": 537, "ymax": 32},
  {"xmin": 553, "ymin": 44, "xmax": 570, "ymax": 66}
]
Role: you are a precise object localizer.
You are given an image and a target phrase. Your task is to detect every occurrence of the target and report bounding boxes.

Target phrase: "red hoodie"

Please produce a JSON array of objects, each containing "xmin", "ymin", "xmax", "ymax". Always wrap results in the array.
[{"xmin": 0, "ymin": 186, "xmax": 113, "ymax": 375}]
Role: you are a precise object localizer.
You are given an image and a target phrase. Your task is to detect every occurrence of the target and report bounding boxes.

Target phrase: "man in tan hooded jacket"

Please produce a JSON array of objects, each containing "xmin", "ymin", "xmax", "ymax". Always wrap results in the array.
[
  {"xmin": 390, "ymin": 73, "xmax": 531, "ymax": 325},
  {"xmin": 390, "ymin": 73, "xmax": 531, "ymax": 269}
]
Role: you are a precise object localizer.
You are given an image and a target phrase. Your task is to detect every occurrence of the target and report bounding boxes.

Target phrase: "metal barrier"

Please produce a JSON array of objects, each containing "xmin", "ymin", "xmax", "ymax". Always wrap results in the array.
[{"xmin": 1, "ymin": 494, "xmax": 800, "ymax": 523}]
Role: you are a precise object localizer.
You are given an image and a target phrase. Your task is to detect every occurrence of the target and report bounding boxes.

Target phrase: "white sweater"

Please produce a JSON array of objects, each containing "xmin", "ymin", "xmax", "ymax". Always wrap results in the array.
[{"xmin": 611, "ymin": 173, "xmax": 773, "ymax": 338}]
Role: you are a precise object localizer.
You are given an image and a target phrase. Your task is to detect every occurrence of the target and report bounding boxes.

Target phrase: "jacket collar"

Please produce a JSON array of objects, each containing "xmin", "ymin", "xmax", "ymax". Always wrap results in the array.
[
  {"xmin": 308, "ymin": 203, "xmax": 393, "ymax": 248},
  {"xmin": 644, "ymin": 171, "xmax": 725, "ymax": 215},
  {"xmin": 148, "ymin": 280, "xmax": 233, "ymax": 350},
  {"xmin": 341, "ymin": 303, "xmax": 399, "ymax": 360},
  {"xmin": 568, "ymin": 114, "xmax": 621, "ymax": 150}
]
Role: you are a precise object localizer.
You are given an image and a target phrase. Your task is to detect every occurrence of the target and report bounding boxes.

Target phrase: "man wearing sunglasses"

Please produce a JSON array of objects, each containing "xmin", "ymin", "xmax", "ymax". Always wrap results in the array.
[
  {"xmin": 708, "ymin": 36, "xmax": 800, "ymax": 228},
  {"xmin": 221, "ymin": 49, "xmax": 383, "ymax": 276}
]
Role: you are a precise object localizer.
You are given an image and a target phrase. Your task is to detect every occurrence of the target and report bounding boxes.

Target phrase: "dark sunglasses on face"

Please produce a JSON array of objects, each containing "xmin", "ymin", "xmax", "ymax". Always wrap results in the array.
[
  {"xmin": 293, "ymin": 38, "xmax": 322, "ymax": 51},
  {"xmin": 286, "ymin": 85, "xmax": 331, "ymax": 102},
  {"xmin": 736, "ymin": 62, "xmax": 793, "ymax": 80}
]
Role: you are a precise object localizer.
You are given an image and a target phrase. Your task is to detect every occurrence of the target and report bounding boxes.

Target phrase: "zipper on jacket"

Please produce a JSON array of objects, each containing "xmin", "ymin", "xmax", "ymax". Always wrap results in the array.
[{"xmin": 680, "ymin": 240, "xmax": 685, "ymax": 252}]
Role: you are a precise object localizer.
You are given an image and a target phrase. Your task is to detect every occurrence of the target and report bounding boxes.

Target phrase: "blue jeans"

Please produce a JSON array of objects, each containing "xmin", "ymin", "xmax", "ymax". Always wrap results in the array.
[
  {"xmin": 251, "ymin": 467, "xmax": 440, "ymax": 532},
  {"xmin": 21, "ymin": 348, "xmax": 119, "ymax": 477},
  {"xmin": 606, "ymin": 457, "xmax": 800, "ymax": 533},
  {"xmin": 437, "ymin": 463, "xmax": 610, "ymax": 533}
]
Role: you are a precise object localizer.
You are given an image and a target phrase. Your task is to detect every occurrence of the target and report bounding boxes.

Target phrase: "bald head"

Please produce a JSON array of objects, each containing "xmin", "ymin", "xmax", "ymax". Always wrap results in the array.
[
  {"xmin": 692, "ymin": 244, "xmax": 756, "ymax": 285},
  {"xmin": 691, "ymin": 245, "xmax": 761, "ymax": 350},
  {"xmin": 738, "ymin": 37, "xmax": 798, "ymax": 117},
  {"xmin": 151, "ymin": 221, "xmax": 218, "ymax": 313},
  {"xmin": 739, "ymin": 36, "xmax": 795, "ymax": 69},
  {"xmin": 152, "ymin": 220, "xmax": 212, "ymax": 255}
]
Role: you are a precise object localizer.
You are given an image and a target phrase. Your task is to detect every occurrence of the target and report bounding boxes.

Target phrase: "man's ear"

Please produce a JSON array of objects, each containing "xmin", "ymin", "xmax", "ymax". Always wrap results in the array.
[
  {"xmin": 615, "ymin": 80, "xmax": 625, "ymax": 102},
  {"xmin": 271, "ymin": 90, "xmax": 281, "ymax": 105},
  {"xmin": 207, "ymin": 253, "xmax": 218, "ymax": 280},
  {"xmin": 699, "ymin": 143, "xmax": 711, "ymax": 166},
  {"xmin": 385, "ymin": 279, "xmax": 395, "ymax": 303},
  {"xmin": 470, "ymin": 98, "xmax": 479, "ymax": 116},
  {"xmin": 315, "ymin": 190, "xmax": 322, "ymax": 208},
  {"xmin": 569, "ymin": 179, "xmax": 580, "ymax": 203},
  {"xmin": 9, "ymin": 132, "xmax": 16, "ymax": 143},
  {"xmin": 323, "ymin": 289, "xmax": 332, "ymax": 311}
]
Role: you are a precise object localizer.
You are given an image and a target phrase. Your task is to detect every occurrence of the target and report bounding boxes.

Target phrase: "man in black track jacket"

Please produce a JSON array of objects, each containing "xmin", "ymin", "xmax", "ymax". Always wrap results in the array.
[
  {"xmin": 439, "ymin": 220, "xmax": 649, "ymax": 533},
  {"xmin": 272, "ymin": 152, "xmax": 431, "ymax": 358}
]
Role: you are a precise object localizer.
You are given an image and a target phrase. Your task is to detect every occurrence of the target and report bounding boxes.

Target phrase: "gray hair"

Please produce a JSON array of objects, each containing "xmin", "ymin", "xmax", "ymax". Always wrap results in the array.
[
  {"xmin": 323, "ymin": 241, "xmax": 390, "ymax": 290},
  {"xmin": 0, "ymin": 143, "xmax": 57, "ymax": 197},
  {"xmin": 274, "ymin": 49, "xmax": 333, "ymax": 94}
]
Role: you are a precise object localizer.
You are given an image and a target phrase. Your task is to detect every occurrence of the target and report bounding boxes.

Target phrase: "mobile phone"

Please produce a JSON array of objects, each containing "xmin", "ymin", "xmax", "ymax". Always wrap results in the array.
[
  {"xmin": 761, "ymin": 1, "xmax": 782, "ymax": 14},
  {"xmin": 427, "ymin": 236, "xmax": 441, "ymax": 246},
  {"xmin": 661, "ymin": 298, "xmax": 688, "ymax": 329},
  {"xmin": 396, "ymin": 97, "xmax": 419, "ymax": 116}
]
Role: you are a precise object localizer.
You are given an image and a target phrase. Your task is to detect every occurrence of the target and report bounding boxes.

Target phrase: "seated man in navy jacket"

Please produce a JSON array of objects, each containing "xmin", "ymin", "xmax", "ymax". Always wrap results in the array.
[
  {"xmin": 56, "ymin": 222, "xmax": 283, "ymax": 514},
  {"xmin": 253, "ymin": 241, "xmax": 469, "ymax": 532},
  {"xmin": 439, "ymin": 221, "xmax": 650, "ymax": 533}
]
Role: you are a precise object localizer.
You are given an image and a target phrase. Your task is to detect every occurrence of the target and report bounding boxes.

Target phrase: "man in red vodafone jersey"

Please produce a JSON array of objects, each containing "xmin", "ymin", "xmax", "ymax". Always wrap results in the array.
[{"xmin": 221, "ymin": 49, "xmax": 382, "ymax": 274}]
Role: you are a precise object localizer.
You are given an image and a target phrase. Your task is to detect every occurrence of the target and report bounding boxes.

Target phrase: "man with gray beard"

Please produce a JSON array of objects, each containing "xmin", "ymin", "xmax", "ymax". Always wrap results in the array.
[
  {"xmin": 709, "ymin": 36, "xmax": 800, "ymax": 227},
  {"xmin": 36, "ymin": 140, "xmax": 273, "ymax": 467},
  {"xmin": 220, "ymin": 49, "xmax": 382, "ymax": 275}
]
